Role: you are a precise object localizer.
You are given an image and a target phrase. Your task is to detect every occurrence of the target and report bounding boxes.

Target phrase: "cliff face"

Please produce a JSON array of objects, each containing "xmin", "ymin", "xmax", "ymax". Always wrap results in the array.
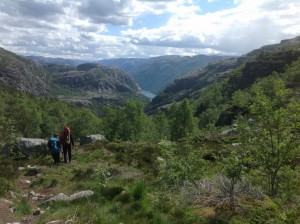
[{"xmin": 0, "ymin": 47, "xmax": 48, "ymax": 96}]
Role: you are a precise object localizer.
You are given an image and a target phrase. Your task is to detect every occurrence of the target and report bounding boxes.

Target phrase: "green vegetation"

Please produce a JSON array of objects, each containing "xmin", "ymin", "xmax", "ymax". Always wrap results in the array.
[{"xmin": 0, "ymin": 49, "xmax": 300, "ymax": 223}]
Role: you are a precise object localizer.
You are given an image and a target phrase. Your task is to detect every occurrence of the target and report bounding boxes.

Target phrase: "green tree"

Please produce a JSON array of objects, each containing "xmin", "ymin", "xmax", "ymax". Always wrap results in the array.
[
  {"xmin": 170, "ymin": 99, "xmax": 196, "ymax": 141},
  {"xmin": 153, "ymin": 110, "xmax": 170, "ymax": 141},
  {"xmin": 120, "ymin": 100, "xmax": 146, "ymax": 141},
  {"xmin": 70, "ymin": 108, "xmax": 102, "ymax": 137},
  {"xmin": 223, "ymin": 152, "xmax": 244, "ymax": 208},
  {"xmin": 249, "ymin": 76, "xmax": 300, "ymax": 197},
  {"xmin": 102, "ymin": 100, "xmax": 146, "ymax": 141},
  {"xmin": 102, "ymin": 106, "xmax": 123, "ymax": 141}
]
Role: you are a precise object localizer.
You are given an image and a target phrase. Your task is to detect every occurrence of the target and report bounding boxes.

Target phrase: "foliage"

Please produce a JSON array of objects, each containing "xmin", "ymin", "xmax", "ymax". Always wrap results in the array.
[
  {"xmin": 102, "ymin": 100, "xmax": 147, "ymax": 141},
  {"xmin": 0, "ymin": 87, "xmax": 103, "ymax": 141},
  {"xmin": 132, "ymin": 180, "xmax": 147, "ymax": 201},
  {"xmin": 248, "ymin": 76, "xmax": 300, "ymax": 197},
  {"xmin": 169, "ymin": 99, "xmax": 197, "ymax": 141},
  {"xmin": 153, "ymin": 110, "xmax": 170, "ymax": 141},
  {"xmin": 158, "ymin": 140, "xmax": 207, "ymax": 186},
  {"xmin": 222, "ymin": 152, "xmax": 244, "ymax": 207}
]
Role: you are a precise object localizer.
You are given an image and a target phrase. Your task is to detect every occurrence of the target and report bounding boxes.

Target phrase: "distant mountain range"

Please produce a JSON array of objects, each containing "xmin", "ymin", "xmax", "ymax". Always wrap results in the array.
[
  {"xmin": 0, "ymin": 48, "xmax": 147, "ymax": 109},
  {"xmin": 2, "ymin": 36, "xmax": 300, "ymax": 115},
  {"xmin": 99, "ymin": 55, "xmax": 228, "ymax": 94},
  {"xmin": 26, "ymin": 54, "xmax": 229, "ymax": 94},
  {"xmin": 146, "ymin": 36, "xmax": 300, "ymax": 114}
]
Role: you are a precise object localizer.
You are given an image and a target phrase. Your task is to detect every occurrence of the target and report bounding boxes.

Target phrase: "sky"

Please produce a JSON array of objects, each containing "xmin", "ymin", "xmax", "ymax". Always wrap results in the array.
[{"xmin": 0, "ymin": 0, "xmax": 300, "ymax": 60}]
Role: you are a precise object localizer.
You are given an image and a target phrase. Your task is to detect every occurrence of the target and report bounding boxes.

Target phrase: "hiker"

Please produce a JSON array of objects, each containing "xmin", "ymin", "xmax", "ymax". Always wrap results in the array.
[
  {"xmin": 47, "ymin": 134, "xmax": 61, "ymax": 165},
  {"xmin": 59, "ymin": 127, "xmax": 75, "ymax": 163}
]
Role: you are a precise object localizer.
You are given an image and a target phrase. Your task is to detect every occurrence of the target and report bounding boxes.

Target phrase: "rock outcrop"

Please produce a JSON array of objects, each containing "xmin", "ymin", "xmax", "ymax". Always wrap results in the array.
[
  {"xmin": 0, "ymin": 47, "xmax": 48, "ymax": 96},
  {"xmin": 1, "ymin": 137, "xmax": 48, "ymax": 158},
  {"xmin": 80, "ymin": 134, "xmax": 106, "ymax": 145}
]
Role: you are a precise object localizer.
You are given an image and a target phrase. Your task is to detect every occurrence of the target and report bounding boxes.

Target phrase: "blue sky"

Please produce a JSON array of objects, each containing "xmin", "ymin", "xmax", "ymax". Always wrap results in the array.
[{"xmin": 0, "ymin": 0, "xmax": 300, "ymax": 60}]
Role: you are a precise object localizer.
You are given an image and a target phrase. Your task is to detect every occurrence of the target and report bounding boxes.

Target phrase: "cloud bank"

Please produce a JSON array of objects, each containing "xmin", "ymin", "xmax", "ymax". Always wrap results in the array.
[{"xmin": 0, "ymin": 0, "xmax": 299, "ymax": 59}]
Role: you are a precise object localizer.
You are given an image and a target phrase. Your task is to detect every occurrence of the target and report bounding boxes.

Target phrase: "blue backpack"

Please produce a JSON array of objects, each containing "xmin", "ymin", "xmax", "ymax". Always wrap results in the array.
[{"xmin": 48, "ymin": 137, "xmax": 59, "ymax": 152}]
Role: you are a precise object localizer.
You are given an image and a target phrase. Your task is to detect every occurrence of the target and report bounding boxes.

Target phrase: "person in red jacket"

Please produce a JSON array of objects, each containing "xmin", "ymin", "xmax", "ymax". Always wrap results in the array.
[{"xmin": 59, "ymin": 127, "xmax": 75, "ymax": 163}]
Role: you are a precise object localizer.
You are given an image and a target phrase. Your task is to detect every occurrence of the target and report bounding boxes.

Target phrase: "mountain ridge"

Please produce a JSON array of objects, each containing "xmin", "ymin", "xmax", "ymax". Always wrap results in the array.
[
  {"xmin": 146, "ymin": 36, "xmax": 300, "ymax": 114},
  {"xmin": 0, "ymin": 48, "xmax": 147, "ymax": 109}
]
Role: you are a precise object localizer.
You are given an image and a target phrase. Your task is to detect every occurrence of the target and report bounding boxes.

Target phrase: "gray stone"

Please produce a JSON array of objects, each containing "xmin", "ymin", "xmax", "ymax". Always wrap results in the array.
[
  {"xmin": 155, "ymin": 157, "xmax": 166, "ymax": 170},
  {"xmin": 49, "ymin": 193, "xmax": 70, "ymax": 201},
  {"xmin": 221, "ymin": 128, "xmax": 237, "ymax": 136},
  {"xmin": 69, "ymin": 190, "xmax": 94, "ymax": 200},
  {"xmin": 48, "ymin": 190, "xmax": 94, "ymax": 202},
  {"xmin": 2, "ymin": 137, "xmax": 48, "ymax": 158},
  {"xmin": 80, "ymin": 134, "xmax": 106, "ymax": 145}
]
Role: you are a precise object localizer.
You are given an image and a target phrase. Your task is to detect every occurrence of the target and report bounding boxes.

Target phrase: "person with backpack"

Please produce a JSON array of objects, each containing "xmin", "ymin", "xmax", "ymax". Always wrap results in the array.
[
  {"xmin": 47, "ymin": 134, "xmax": 61, "ymax": 165},
  {"xmin": 59, "ymin": 127, "xmax": 75, "ymax": 163}
]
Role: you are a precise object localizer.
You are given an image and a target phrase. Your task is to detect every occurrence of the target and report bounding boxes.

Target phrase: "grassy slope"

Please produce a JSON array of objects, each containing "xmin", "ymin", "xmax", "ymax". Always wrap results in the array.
[{"xmin": 1, "ymin": 137, "xmax": 299, "ymax": 224}]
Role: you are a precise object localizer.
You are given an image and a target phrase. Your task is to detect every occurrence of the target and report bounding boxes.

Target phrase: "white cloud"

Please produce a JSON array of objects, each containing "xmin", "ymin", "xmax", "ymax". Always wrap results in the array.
[
  {"xmin": 0, "ymin": 0, "xmax": 299, "ymax": 59},
  {"xmin": 121, "ymin": 0, "xmax": 300, "ymax": 55}
]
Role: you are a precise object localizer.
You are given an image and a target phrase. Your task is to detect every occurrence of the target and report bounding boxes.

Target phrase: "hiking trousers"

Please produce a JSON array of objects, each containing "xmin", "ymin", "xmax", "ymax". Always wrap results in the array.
[
  {"xmin": 63, "ymin": 144, "xmax": 72, "ymax": 163},
  {"xmin": 52, "ymin": 151, "xmax": 60, "ymax": 164}
]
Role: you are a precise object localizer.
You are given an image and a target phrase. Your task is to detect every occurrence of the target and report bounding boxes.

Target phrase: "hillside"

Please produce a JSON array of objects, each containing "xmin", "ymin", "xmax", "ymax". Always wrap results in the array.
[
  {"xmin": 0, "ymin": 47, "xmax": 48, "ymax": 96},
  {"xmin": 100, "ymin": 55, "xmax": 228, "ymax": 94},
  {"xmin": 146, "ymin": 36, "xmax": 300, "ymax": 114},
  {"xmin": 44, "ymin": 63, "xmax": 147, "ymax": 108},
  {"xmin": 0, "ymin": 37, "xmax": 300, "ymax": 224},
  {"xmin": 0, "ymin": 48, "xmax": 147, "ymax": 109}
]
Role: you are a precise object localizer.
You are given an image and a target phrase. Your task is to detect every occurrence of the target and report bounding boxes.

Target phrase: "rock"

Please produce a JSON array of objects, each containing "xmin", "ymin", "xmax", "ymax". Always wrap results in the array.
[
  {"xmin": 1, "ymin": 137, "xmax": 48, "ymax": 158},
  {"xmin": 221, "ymin": 128, "xmax": 237, "ymax": 136},
  {"xmin": 32, "ymin": 207, "xmax": 41, "ymax": 215},
  {"xmin": 155, "ymin": 157, "xmax": 166, "ymax": 170},
  {"xmin": 19, "ymin": 179, "xmax": 31, "ymax": 184},
  {"xmin": 48, "ymin": 190, "xmax": 94, "ymax": 202},
  {"xmin": 9, "ymin": 191, "xmax": 17, "ymax": 199},
  {"xmin": 24, "ymin": 166, "xmax": 40, "ymax": 176},
  {"xmin": 80, "ymin": 134, "xmax": 106, "ymax": 145},
  {"xmin": 231, "ymin": 143, "xmax": 241, "ymax": 147},
  {"xmin": 69, "ymin": 190, "xmax": 94, "ymax": 200},
  {"xmin": 31, "ymin": 197, "xmax": 39, "ymax": 201},
  {"xmin": 49, "ymin": 193, "xmax": 70, "ymax": 201}
]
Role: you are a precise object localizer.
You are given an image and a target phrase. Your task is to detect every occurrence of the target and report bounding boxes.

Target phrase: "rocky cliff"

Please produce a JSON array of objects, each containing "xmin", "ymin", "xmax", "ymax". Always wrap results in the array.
[{"xmin": 0, "ymin": 47, "xmax": 48, "ymax": 96}]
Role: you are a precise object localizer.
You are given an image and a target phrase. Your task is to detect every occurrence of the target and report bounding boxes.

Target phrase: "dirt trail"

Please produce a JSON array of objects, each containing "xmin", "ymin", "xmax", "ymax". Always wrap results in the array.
[{"xmin": 0, "ymin": 167, "xmax": 57, "ymax": 224}]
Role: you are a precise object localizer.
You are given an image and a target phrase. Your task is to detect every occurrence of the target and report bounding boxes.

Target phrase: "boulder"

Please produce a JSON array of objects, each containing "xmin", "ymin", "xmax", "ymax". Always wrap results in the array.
[
  {"xmin": 155, "ymin": 156, "xmax": 167, "ymax": 170},
  {"xmin": 1, "ymin": 137, "xmax": 48, "ymax": 158},
  {"xmin": 48, "ymin": 190, "xmax": 94, "ymax": 202},
  {"xmin": 80, "ymin": 134, "xmax": 106, "ymax": 145}
]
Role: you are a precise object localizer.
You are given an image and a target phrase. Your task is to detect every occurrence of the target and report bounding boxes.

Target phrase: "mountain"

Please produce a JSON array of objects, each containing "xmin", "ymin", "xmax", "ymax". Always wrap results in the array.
[
  {"xmin": 0, "ymin": 47, "xmax": 48, "ymax": 96},
  {"xmin": 146, "ymin": 36, "xmax": 300, "ymax": 114},
  {"xmin": 26, "ymin": 55, "xmax": 89, "ymax": 67},
  {"xmin": 0, "ymin": 48, "xmax": 147, "ymax": 109},
  {"xmin": 45, "ymin": 63, "xmax": 146, "ymax": 107},
  {"xmin": 99, "ymin": 55, "xmax": 228, "ymax": 94}
]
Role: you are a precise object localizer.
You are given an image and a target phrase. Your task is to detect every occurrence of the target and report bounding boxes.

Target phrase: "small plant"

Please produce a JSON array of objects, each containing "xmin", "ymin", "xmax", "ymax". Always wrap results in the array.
[
  {"xmin": 132, "ymin": 180, "xmax": 147, "ymax": 201},
  {"xmin": 15, "ymin": 198, "xmax": 31, "ymax": 215}
]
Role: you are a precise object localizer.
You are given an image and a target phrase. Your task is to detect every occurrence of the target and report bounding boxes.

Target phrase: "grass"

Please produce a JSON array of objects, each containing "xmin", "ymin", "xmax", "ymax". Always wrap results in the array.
[{"xmin": 2, "ymin": 139, "xmax": 299, "ymax": 224}]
